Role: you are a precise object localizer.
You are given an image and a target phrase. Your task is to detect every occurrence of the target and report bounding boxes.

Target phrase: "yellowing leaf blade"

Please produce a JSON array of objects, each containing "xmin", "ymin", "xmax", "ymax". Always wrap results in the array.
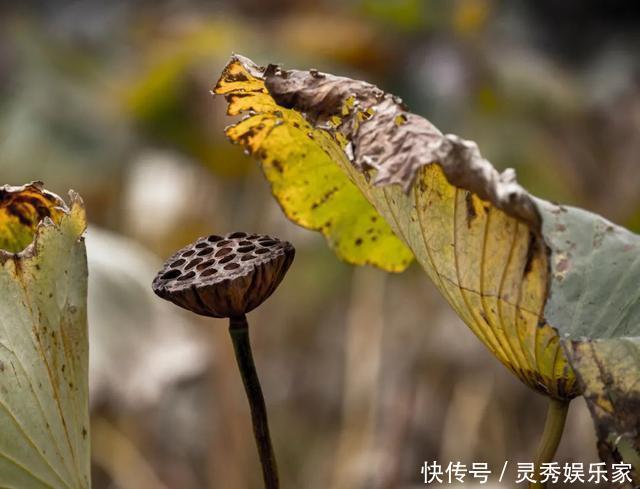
[
  {"xmin": 216, "ymin": 53, "xmax": 640, "ymax": 472},
  {"xmin": 565, "ymin": 338, "xmax": 640, "ymax": 484},
  {"xmin": 215, "ymin": 56, "xmax": 413, "ymax": 272},
  {"xmin": 215, "ymin": 56, "xmax": 577, "ymax": 399}
]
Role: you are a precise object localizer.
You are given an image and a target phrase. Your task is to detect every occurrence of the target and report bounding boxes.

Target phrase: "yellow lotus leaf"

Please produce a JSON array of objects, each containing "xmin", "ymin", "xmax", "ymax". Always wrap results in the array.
[
  {"xmin": 215, "ymin": 54, "xmax": 640, "ymax": 477},
  {"xmin": 215, "ymin": 56, "xmax": 413, "ymax": 272},
  {"xmin": 214, "ymin": 56, "xmax": 575, "ymax": 400}
]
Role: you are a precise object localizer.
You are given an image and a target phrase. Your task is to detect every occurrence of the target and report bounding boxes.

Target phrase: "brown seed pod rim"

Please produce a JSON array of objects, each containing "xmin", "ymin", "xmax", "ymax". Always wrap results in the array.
[{"xmin": 152, "ymin": 232, "xmax": 294, "ymax": 296}]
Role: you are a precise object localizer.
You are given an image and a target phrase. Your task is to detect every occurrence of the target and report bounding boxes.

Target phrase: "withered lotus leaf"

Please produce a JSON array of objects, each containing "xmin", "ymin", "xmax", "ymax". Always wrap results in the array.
[
  {"xmin": 215, "ymin": 56, "xmax": 640, "ymax": 476},
  {"xmin": 0, "ymin": 182, "xmax": 90, "ymax": 489}
]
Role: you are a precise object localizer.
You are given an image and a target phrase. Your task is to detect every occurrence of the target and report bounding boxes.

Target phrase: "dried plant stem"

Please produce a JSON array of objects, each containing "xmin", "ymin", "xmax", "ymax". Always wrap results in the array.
[
  {"xmin": 530, "ymin": 398, "xmax": 570, "ymax": 489},
  {"xmin": 229, "ymin": 314, "xmax": 279, "ymax": 489}
]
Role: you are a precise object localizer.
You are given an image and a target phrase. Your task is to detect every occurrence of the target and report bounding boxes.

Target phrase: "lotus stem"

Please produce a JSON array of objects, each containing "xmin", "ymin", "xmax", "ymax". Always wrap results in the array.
[
  {"xmin": 530, "ymin": 398, "xmax": 570, "ymax": 489},
  {"xmin": 229, "ymin": 314, "xmax": 279, "ymax": 489}
]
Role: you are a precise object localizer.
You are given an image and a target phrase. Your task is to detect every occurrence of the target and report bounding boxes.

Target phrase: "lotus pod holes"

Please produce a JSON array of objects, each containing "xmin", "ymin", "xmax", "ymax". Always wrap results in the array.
[
  {"xmin": 153, "ymin": 232, "xmax": 294, "ymax": 319},
  {"xmin": 152, "ymin": 231, "xmax": 295, "ymax": 489}
]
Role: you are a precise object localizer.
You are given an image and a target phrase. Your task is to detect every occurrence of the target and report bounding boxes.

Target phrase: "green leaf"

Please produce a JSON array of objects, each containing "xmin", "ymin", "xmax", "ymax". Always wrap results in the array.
[
  {"xmin": 0, "ymin": 183, "xmax": 90, "ymax": 489},
  {"xmin": 537, "ymin": 199, "xmax": 640, "ymax": 481},
  {"xmin": 537, "ymin": 199, "xmax": 640, "ymax": 340}
]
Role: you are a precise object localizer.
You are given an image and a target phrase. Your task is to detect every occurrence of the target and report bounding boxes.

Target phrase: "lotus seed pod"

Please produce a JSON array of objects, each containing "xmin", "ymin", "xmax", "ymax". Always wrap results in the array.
[{"xmin": 152, "ymin": 232, "xmax": 295, "ymax": 318}]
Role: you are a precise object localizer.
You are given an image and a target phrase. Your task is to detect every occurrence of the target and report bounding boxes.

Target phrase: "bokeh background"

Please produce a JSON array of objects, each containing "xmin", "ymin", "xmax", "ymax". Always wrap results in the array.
[{"xmin": 2, "ymin": 1, "xmax": 640, "ymax": 488}]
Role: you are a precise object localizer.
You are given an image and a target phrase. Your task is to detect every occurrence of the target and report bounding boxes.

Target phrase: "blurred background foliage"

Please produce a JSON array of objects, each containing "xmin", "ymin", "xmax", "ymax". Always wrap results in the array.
[{"xmin": 1, "ymin": 1, "xmax": 639, "ymax": 488}]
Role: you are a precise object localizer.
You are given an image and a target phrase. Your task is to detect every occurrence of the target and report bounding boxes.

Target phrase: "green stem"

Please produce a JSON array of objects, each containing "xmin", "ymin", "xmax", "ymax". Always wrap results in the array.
[
  {"xmin": 530, "ymin": 398, "xmax": 570, "ymax": 489},
  {"xmin": 229, "ymin": 314, "xmax": 279, "ymax": 489}
]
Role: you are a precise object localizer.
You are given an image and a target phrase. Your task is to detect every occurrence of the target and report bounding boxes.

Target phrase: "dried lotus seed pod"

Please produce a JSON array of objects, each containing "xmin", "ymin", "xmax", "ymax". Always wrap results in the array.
[
  {"xmin": 152, "ymin": 231, "xmax": 294, "ymax": 489},
  {"xmin": 152, "ymin": 232, "xmax": 295, "ymax": 318}
]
